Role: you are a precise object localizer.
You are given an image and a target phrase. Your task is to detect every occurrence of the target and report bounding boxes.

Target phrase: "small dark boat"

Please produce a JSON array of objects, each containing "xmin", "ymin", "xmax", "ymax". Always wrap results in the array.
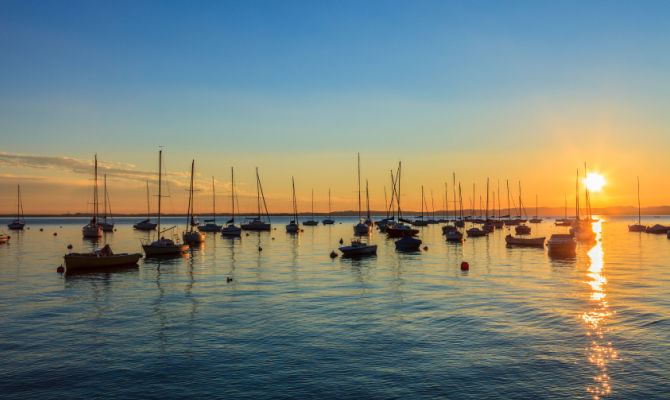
[
  {"xmin": 395, "ymin": 236, "xmax": 422, "ymax": 251},
  {"xmin": 466, "ymin": 227, "xmax": 487, "ymax": 237},
  {"xmin": 547, "ymin": 234, "xmax": 576, "ymax": 257},
  {"xmin": 446, "ymin": 230, "xmax": 463, "ymax": 242},
  {"xmin": 339, "ymin": 239, "xmax": 377, "ymax": 257}
]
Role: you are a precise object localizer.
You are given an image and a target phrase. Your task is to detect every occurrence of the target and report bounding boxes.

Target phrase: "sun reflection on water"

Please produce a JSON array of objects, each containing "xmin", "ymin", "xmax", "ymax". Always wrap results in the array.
[{"xmin": 581, "ymin": 220, "xmax": 617, "ymax": 399}]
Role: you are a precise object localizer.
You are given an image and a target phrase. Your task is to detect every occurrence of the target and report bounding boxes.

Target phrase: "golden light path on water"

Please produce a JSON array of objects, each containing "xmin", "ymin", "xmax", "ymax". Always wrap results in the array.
[{"xmin": 582, "ymin": 219, "xmax": 617, "ymax": 399}]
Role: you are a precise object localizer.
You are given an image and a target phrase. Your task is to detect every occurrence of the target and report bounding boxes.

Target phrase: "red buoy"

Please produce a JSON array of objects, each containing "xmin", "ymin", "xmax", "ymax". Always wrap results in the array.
[
  {"xmin": 423, "ymin": 246, "xmax": 428, "ymax": 251},
  {"xmin": 460, "ymin": 261, "xmax": 469, "ymax": 271}
]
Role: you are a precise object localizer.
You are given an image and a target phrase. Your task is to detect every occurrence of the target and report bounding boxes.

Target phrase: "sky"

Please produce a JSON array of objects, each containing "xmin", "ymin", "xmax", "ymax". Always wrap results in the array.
[{"xmin": 1, "ymin": 0, "xmax": 669, "ymax": 214}]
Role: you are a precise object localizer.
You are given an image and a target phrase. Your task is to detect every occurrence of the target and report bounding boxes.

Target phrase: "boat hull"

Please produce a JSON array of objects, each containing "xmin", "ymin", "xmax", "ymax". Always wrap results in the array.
[
  {"xmin": 7, "ymin": 221, "xmax": 24, "ymax": 230},
  {"xmin": 142, "ymin": 244, "xmax": 189, "ymax": 257},
  {"xmin": 99, "ymin": 222, "xmax": 114, "ymax": 232},
  {"xmin": 241, "ymin": 223, "xmax": 271, "ymax": 231},
  {"xmin": 221, "ymin": 225, "xmax": 242, "ymax": 237},
  {"xmin": 64, "ymin": 253, "xmax": 142, "ymax": 271},
  {"xmin": 322, "ymin": 219, "xmax": 335, "ymax": 225},
  {"xmin": 386, "ymin": 226, "xmax": 419, "ymax": 238},
  {"xmin": 82, "ymin": 225, "xmax": 103, "ymax": 238},
  {"xmin": 339, "ymin": 244, "xmax": 377, "ymax": 257},
  {"xmin": 198, "ymin": 224, "xmax": 222, "ymax": 232},
  {"xmin": 395, "ymin": 237, "xmax": 422, "ymax": 251},
  {"xmin": 303, "ymin": 220, "xmax": 318, "ymax": 226},
  {"xmin": 183, "ymin": 231, "xmax": 205, "ymax": 244},
  {"xmin": 505, "ymin": 235, "xmax": 545, "ymax": 247},
  {"xmin": 133, "ymin": 220, "xmax": 157, "ymax": 230},
  {"xmin": 354, "ymin": 223, "xmax": 370, "ymax": 235}
]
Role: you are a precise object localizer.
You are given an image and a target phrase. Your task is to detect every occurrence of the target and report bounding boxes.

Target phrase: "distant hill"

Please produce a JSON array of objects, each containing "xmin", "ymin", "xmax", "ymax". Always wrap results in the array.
[{"xmin": 3, "ymin": 206, "xmax": 670, "ymax": 217}]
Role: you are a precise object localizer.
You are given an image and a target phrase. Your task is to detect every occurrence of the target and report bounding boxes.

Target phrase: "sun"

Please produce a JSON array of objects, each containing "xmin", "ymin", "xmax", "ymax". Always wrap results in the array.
[{"xmin": 585, "ymin": 172, "xmax": 606, "ymax": 192}]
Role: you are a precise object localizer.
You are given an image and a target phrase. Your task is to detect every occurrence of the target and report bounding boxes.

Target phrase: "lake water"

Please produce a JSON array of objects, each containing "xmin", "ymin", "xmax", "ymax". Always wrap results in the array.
[{"xmin": 0, "ymin": 216, "xmax": 668, "ymax": 399}]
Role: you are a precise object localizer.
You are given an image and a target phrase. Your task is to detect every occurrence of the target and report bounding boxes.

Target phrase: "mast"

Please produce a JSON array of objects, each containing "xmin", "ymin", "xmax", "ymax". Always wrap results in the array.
[
  {"xmin": 231, "ymin": 167, "xmax": 236, "ymax": 223},
  {"xmin": 186, "ymin": 160, "xmax": 195, "ymax": 231},
  {"xmin": 357, "ymin": 153, "xmax": 362, "ymax": 221},
  {"xmin": 146, "ymin": 181, "xmax": 151, "ymax": 220},
  {"xmin": 212, "ymin": 176, "xmax": 216, "ymax": 223},
  {"xmin": 384, "ymin": 185, "xmax": 391, "ymax": 219},
  {"xmin": 431, "ymin": 189, "xmax": 435, "ymax": 221},
  {"xmin": 564, "ymin": 193, "xmax": 567, "ymax": 219},
  {"xmin": 575, "ymin": 169, "xmax": 580, "ymax": 221},
  {"xmin": 421, "ymin": 185, "xmax": 425, "ymax": 222},
  {"xmin": 485, "ymin": 178, "xmax": 489, "ymax": 221},
  {"xmin": 311, "ymin": 188, "xmax": 315, "ymax": 220},
  {"xmin": 157, "ymin": 150, "xmax": 162, "ymax": 235},
  {"xmin": 291, "ymin": 177, "xmax": 297, "ymax": 222},
  {"xmin": 103, "ymin": 173, "xmax": 107, "ymax": 222},
  {"xmin": 497, "ymin": 180, "xmax": 501, "ymax": 218},
  {"xmin": 328, "ymin": 188, "xmax": 332, "ymax": 218},
  {"xmin": 365, "ymin": 180, "xmax": 371, "ymax": 222},
  {"xmin": 257, "ymin": 168, "xmax": 270, "ymax": 222},
  {"xmin": 93, "ymin": 154, "xmax": 99, "ymax": 223},
  {"xmin": 535, "ymin": 194, "xmax": 538, "ymax": 219},
  {"xmin": 397, "ymin": 162, "xmax": 402, "ymax": 219},
  {"xmin": 256, "ymin": 167, "xmax": 261, "ymax": 219},
  {"xmin": 452, "ymin": 173, "xmax": 457, "ymax": 220},
  {"xmin": 518, "ymin": 181, "xmax": 521, "ymax": 218},
  {"xmin": 506, "ymin": 180, "xmax": 511, "ymax": 219},
  {"xmin": 444, "ymin": 182, "xmax": 448, "ymax": 220},
  {"xmin": 637, "ymin": 176, "xmax": 641, "ymax": 224},
  {"xmin": 458, "ymin": 182, "xmax": 463, "ymax": 219}
]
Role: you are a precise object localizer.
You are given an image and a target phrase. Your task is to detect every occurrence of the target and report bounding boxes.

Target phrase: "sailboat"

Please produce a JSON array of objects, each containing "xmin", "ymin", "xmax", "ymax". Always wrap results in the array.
[
  {"xmin": 555, "ymin": 194, "xmax": 572, "ymax": 226},
  {"xmin": 515, "ymin": 182, "xmax": 531, "ymax": 235},
  {"xmin": 493, "ymin": 180, "xmax": 504, "ymax": 228},
  {"xmin": 570, "ymin": 167, "xmax": 596, "ymax": 242},
  {"xmin": 183, "ymin": 160, "xmax": 205, "ymax": 245},
  {"xmin": 7, "ymin": 184, "xmax": 25, "ymax": 230},
  {"xmin": 364, "ymin": 180, "xmax": 374, "ymax": 227},
  {"xmin": 412, "ymin": 186, "xmax": 429, "ymax": 227},
  {"xmin": 134, "ymin": 181, "xmax": 157, "ymax": 230},
  {"xmin": 142, "ymin": 149, "xmax": 189, "ymax": 256},
  {"xmin": 628, "ymin": 177, "xmax": 646, "ymax": 232},
  {"xmin": 322, "ymin": 188, "xmax": 335, "ymax": 225},
  {"xmin": 483, "ymin": 178, "xmax": 494, "ymax": 232},
  {"xmin": 82, "ymin": 154, "xmax": 103, "ymax": 239},
  {"xmin": 386, "ymin": 162, "xmax": 419, "ymax": 238},
  {"xmin": 529, "ymin": 194, "xmax": 542, "ymax": 223},
  {"xmin": 286, "ymin": 177, "xmax": 300, "ymax": 233},
  {"xmin": 241, "ymin": 168, "xmax": 272, "ymax": 231},
  {"xmin": 353, "ymin": 153, "xmax": 370, "ymax": 235},
  {"xmin": 303, "ymin": 189, "xmax": 318, "ymax": 226},
  {"xmin": 99, "ymin": 174, "xmax": 115, "ymax": 232},
  {"xmin": 221, "ymin": 167, "xmax": 242, "ymax": 237},
  {"xmin": 199, "ymin": 177, "xmax": 223, "ymax": 232}
]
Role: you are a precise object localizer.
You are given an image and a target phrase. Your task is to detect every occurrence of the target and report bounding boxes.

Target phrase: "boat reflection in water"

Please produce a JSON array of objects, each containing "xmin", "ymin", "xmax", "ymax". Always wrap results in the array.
[{"xmin": 581, "ymin": 220, "xmax": 617, "ymax": 399}]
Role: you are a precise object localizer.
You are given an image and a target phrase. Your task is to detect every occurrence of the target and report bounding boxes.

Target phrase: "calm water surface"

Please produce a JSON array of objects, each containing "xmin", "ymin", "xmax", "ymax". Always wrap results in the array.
[{"xmin": 0, "ymin": 216, "xmax": 669, "ymax": 398}]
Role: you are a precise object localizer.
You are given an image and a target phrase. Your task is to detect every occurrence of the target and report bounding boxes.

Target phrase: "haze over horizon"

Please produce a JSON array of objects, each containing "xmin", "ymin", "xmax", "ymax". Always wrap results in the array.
[{"xmin": 2, "ymin": 1, "xmax": 669, "ymax": 214}]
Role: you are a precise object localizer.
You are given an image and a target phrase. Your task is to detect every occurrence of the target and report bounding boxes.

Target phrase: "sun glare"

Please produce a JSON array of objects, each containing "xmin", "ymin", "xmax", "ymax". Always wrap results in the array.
[{"xmin": 585, "ymin": 173, "xmax": 606, "ymax": 192}]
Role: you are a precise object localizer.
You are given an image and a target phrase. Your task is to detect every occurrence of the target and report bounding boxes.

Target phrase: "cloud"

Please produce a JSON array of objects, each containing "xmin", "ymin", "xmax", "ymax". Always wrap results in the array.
[{"xmin": 0, "ymin": 151, "xmax": 188, "ymax": 187}]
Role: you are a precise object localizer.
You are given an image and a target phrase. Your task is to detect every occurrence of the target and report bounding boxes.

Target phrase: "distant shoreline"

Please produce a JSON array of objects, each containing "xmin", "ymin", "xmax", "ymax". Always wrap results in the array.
[{"xmin": 2, "ymin": 206, "xmax": 670, "ymax": 218}]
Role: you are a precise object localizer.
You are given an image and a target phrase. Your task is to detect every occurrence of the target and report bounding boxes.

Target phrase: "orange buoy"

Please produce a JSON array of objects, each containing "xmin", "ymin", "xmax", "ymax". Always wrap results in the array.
[
  {"xmin": 67, "ymin": 244, "xmax": 73, "ymax": 249},
  {"xmin": 53, "ymin": 232, "xmax": 57, "ymax": 236},
  {"xmin": 423, "ymin": 246, "xmax": 428, "ymax": 251},
  {"xmin": 460, "ymin": 261, "xmax": 469, "ymax": 271}
]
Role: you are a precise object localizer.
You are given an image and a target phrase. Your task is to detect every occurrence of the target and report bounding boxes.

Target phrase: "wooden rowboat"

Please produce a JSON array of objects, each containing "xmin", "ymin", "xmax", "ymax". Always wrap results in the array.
[{"xmin": 505, "ymin": 234, "xmax": 545, "ymax": 247}]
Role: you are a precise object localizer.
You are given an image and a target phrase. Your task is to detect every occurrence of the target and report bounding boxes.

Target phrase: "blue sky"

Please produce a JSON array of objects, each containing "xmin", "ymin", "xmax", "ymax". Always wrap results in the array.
[{"xmin": 1, "ymin": 0, "xmax": 670, "ymax": 212}]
